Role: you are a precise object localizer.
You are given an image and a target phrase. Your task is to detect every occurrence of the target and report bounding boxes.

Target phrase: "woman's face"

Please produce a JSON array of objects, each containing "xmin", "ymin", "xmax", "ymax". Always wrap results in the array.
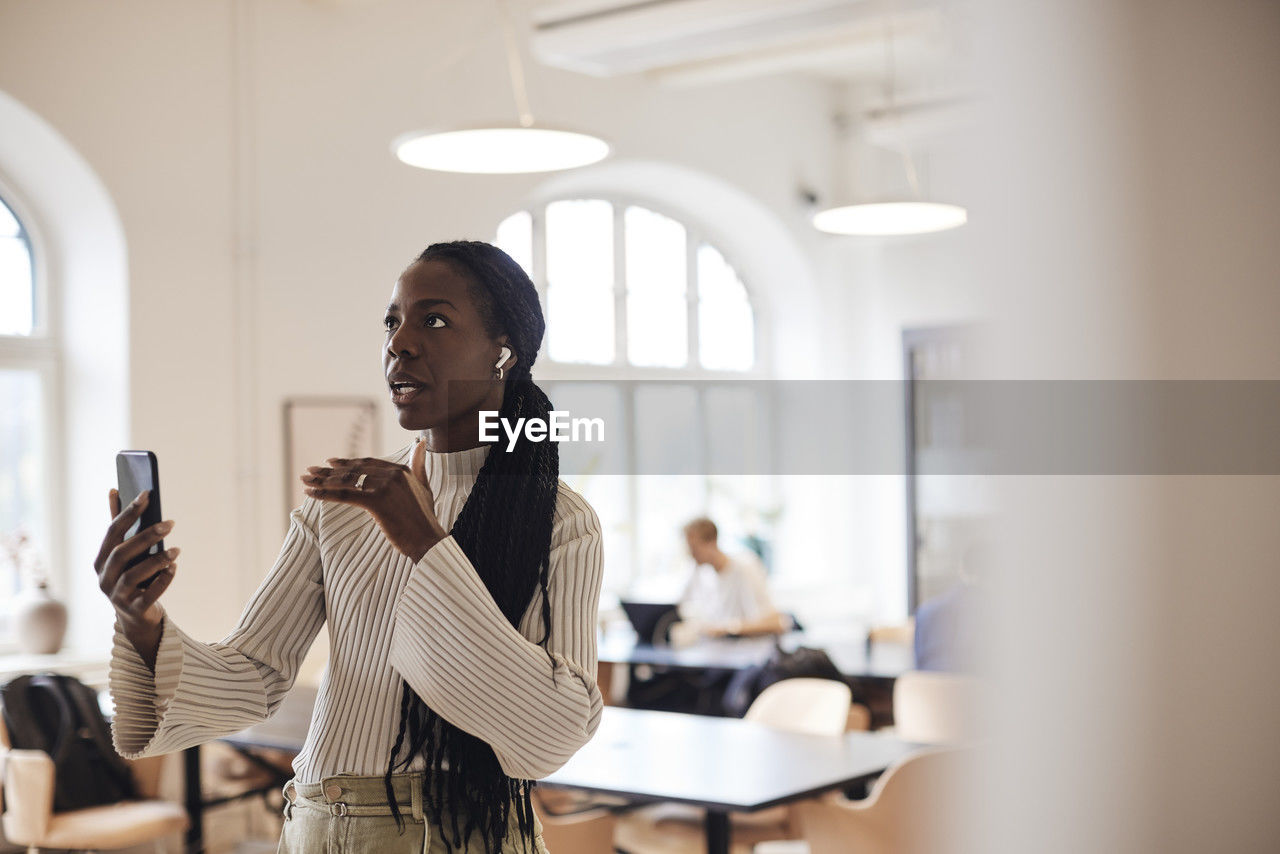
[{"xmin": 382, "ymin": 259, "xmax": 510, "ymax": 444}]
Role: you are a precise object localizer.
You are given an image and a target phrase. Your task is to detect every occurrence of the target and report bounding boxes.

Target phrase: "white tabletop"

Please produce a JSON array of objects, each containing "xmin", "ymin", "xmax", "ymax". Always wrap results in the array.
[{"xmin": 542, "ymin": 706, "xmax": 920, "ymax": 811}]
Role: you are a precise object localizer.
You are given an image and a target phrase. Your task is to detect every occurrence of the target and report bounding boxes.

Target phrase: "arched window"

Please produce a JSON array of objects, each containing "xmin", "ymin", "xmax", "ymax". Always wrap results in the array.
[
  {"xmin": 495, "ymin": 199, "xmax": 774, "ymax": 596},
  {"xmin": 0, "ymin": 192, "xmax": 51, "ymax": 645},
  {"xmin": 0, "ymin": 197, "xmax": 35, "ymax": 335},
  {"xmin": 496, "ymin": 199, "xmax": 756, "ymax": 372}
]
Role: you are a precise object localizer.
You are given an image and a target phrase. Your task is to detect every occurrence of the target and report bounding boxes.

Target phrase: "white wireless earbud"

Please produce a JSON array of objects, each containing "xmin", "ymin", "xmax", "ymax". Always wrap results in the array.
[{"xmin": 495, "ymin": 346, "xmax": 512, "ymax": 370}]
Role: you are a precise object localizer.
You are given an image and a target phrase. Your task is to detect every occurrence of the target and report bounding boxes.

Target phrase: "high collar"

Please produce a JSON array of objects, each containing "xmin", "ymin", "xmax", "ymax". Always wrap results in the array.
[{"xmin": 417, "ymin": 439, "xmax": 491, "ymax": 491}]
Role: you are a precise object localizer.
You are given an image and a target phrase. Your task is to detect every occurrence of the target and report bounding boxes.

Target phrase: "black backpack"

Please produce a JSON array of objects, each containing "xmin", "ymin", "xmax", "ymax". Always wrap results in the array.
[
  {"xmin": 1, "ymin": 672, "xmax": 138, "ymax": 812},
  {"xmin": 722, "ymin": 639, "xmax": 849, "ymax": 718}
]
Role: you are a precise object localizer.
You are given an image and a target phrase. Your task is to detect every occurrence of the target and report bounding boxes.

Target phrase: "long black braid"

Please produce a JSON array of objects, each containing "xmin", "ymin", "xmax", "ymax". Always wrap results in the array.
[{"xmin": 382, "ymin": 240, "xmax": 559, "ymax": 853}]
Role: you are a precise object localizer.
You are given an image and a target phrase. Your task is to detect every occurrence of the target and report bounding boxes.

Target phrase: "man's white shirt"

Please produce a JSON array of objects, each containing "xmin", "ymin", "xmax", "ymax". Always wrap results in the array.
[{"xmin": 678, "ymin": 550, "xmax": 776, "ymax": 628}]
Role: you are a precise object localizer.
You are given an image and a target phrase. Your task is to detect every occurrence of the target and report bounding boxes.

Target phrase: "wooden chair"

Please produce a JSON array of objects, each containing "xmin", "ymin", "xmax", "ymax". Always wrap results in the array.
[
  {"xmin": 1, "ymin": 697, "xmax": 187, "ymax": 853},
  {"xmin": 845, "ymin": 702, "xmax": 872, "ymax": 732},
  {"xmin": 733, "ymin": 678, "xmax": 855, "ymax": 842},
  {"xmin": 892, "ymin": 670, "xmax": 981, "ymax": 745},
  {"xmin": 531, "ymin": 788, "xmax": 619, "ymax": 854},
  {"xmin": 790, "ymin": 747, "xmax": 969, "ymax": 854},
  {"xmin": 745, "ymin": 678, "xmax": 854, "ymax": 737}
]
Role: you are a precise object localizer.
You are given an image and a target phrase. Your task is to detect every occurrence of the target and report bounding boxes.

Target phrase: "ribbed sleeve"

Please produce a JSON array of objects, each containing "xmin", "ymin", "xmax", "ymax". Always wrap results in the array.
[
  {"xmin": 107, "ymin": 498, "xmax": 326, "ymax": 759},
  {"xmin": 388, "ymin": 492, "xmax": 605, "ymax": 779}
]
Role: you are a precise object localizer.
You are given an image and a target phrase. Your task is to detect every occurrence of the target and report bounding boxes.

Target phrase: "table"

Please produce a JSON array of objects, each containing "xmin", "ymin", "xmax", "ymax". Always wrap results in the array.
[
  {"xmin": 221, "ymin": 685, "xmax": 319, "ymax": 754},
  {"xmin": 598, "ymin": 628, "xmax": 913, "ymax": 680},
  {"xmin": 541, "ymin": 706, "xmax": 921, "ymax": 854},
  {"xmin": 183, "ymin": 685, "xmax": 318, "ymax": 852},
  {"xmin": 599, "ymin": 627, "xmax": 913, "ymax": 722}
]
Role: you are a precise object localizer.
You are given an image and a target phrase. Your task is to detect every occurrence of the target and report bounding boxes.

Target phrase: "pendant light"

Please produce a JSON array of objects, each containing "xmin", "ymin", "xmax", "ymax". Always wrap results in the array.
[
  {"xmin": 813, "ymin": 200, "xmax": 968, "ymax": 236},
  {"xmin": 392, "ymin": 0, "xmax": 609, "ymax": 174},
  {"xmin": 813, "ymin": 7, "xmax": 966, "ymax": 236}
]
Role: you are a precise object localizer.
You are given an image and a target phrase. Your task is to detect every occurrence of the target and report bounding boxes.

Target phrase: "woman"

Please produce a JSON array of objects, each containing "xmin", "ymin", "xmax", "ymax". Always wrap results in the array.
[{"xmin": 95, "ymin": 241, "xmax": 606, "ymax": 853}]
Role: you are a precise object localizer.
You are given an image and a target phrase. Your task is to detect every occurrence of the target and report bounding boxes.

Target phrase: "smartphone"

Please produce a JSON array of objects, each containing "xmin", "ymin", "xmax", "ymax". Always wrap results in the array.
[{"xmin": 116, "ymin": 450, "xmax": 164, "ymax": 585}]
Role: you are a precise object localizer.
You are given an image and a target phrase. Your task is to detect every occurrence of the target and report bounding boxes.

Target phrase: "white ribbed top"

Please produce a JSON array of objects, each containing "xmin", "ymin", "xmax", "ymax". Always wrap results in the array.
[{"xmin": 107, "ymin": 440, "xmax": 605, "ymax": 782}]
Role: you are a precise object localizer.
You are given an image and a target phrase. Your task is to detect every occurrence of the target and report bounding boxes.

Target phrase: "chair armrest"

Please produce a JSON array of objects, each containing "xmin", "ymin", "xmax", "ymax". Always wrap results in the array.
[{"xmin": 1, "ymin": 748, "xmax": 55, "ymax": 843}]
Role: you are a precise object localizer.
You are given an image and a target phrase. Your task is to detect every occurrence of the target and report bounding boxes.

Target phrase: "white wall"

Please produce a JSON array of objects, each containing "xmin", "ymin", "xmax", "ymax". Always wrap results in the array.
[{"xmin": 0, "ymin": 0, "xmax": 974, "ymax": 645}]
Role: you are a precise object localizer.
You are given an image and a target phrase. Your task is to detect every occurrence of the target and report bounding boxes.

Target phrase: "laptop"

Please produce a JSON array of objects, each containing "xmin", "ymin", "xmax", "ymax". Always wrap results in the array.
[{"xmin": 619, "ymin": 601, "xmax": 681, "ymax": 646}]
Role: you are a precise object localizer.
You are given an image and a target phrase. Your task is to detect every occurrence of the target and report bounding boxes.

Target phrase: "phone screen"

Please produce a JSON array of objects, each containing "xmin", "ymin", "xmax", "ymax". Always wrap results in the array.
[{"xmin": 116, "ymin": 451, "xmax": 163, "ymax": 574}]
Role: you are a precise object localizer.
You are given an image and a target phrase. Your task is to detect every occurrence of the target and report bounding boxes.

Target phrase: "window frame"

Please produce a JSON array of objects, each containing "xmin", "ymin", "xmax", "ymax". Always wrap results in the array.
[
  {"xmin": 0, "ymin": 181, "xmax": 64, "ymax": 652},
  {"xmin": 497, "ymin": 194, "xmax": 778, "ymax": 595}
]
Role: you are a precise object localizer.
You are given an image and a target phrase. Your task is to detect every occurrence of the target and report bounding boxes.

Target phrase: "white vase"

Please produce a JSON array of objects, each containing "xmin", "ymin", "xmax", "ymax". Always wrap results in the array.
[{"xmin": 15, "ymin": 579, "xmax": 68, "ymax": 655}]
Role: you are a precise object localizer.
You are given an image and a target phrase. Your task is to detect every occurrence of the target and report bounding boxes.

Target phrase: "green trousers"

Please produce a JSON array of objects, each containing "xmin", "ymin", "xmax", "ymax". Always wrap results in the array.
[{"xmin": 278, "ymin": 773, "xmax": 548, "ymax": 854}]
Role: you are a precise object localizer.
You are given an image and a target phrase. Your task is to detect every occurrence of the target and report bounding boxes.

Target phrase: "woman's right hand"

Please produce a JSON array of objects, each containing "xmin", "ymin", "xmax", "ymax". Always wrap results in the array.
[{"xmin": 95, "ymin": 488, "xmax": 180, "ymax": 668}]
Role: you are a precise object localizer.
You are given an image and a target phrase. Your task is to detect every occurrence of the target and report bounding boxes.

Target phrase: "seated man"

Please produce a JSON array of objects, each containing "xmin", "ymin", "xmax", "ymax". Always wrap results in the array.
[{"xmin": 676, "ymin": 516, "xmax": 789, "ymax": 639}]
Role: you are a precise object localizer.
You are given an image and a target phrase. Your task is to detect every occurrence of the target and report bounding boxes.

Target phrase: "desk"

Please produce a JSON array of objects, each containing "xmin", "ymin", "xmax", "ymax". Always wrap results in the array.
[
  {"xmin": 183, "ymin": 685, "xmax": 318, "ymax": 852},
  {"xmin": 542, "ymin": 706, "xmax": 920, "ymax": 854},
  {"xmin": 598, "ymin": 629, "xmax": 913, "ymax": 680},
  {"xmin": 599, "ymin": 628, "xmax": 912, "ymax": 722},
  {"xmin": 221, "ymin": 685, "xmax": 318, "ymax": 754}
]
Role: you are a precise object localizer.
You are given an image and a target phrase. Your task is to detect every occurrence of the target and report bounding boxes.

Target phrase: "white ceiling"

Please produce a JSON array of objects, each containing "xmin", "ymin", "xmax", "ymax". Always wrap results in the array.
[{"xmin": 527, "ymin": 0, "xmax": 959, "ymax": 90}]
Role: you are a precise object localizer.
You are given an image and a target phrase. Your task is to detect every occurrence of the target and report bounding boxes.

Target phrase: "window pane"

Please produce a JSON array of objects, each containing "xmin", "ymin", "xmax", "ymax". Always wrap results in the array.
[
  {"xmin": 545, "ymin": 382, "xmax": 633, "ymax": 595},
  {"xmin": 547, "ymin": 200, "xmax": 612, "ymax": 291},
  {"xmin": 0, "ymin": 369, "xmax": 48, "ymax": 620},
  {"xmin": 634, "ymin": 384, "xmax": 700, "ymax": 474},
  {"xmin": 625, "ymin": 206, "xmax": 687, "ymax": 368},
  {"xmin": 547, "ymin": 288, "xmax": 614, "ymax": 364},
  {"xmin": 546, "ymin": 200, "xmax": 614, "ymax": 364},
  {"xmin": 0, "ymin": 200, "xmax": 19, "ymax": 237},
  {"xmin": 545, "ymin": 381, "xmax": 628, "ymax": 478},
  {"xmin": 629, "ymin": 384, "xmax": 704, "ymax": 595},
  {"xmin": 494, "ymin": 210, "xmax": 533, "ymax": 278},
  {"xmin": 697, "ymin": 244, "xmax": 754, "ymax": 371},
  {"xmin": 625, "ymin": 293, "xmax": 688, "ymax": 369},
  {"xmin": 627, "ymin": 382, "xmax": 703, "ymax": 594},
  {"xmin": 701, "ymin": 388, "xmax": 777, "ymax": 574},
  {"xmin": 573, "ymin": 473, "xmax": 632, "ymax": 596},
  {"xmin": 624, "ymin": 207, "xmax": 685, "ymax": 297},
  {"xmin": 631, "ymin": 475, "xmax": 706, "ymax": 600},
  {"xmin": 703, "ymin": 384, "xmax": 771, "ymax": 474},
  {"xmin": 707, "ymin": 474, "xmax": 778, "ymax": 568},
  {"xmin": 0, "ymin": 198, "xmax": 34, "ymax": 337}
]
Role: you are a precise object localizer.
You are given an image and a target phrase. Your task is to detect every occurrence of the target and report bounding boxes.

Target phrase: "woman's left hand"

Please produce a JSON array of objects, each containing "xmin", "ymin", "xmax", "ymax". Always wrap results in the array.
[{"xmin": 299, "ymin": 439, "xmax": 447, "ymax": 563}]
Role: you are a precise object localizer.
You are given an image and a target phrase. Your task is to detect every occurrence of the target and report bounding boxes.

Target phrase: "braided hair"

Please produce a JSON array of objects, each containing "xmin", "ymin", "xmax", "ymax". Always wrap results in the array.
[{"xmin": 383, "ymin": 240, "xmax": 559, "ymax": 852}]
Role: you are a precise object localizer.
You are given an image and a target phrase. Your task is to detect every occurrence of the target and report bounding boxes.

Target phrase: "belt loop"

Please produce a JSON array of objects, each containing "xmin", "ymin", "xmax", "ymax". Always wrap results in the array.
[
  {"xmin": 282, "ymin": 781, "xmax": 295, "ymax": 821},
  {"xmin": 410, "ymin": 773, "xmax": 423, "ymax": 823}
]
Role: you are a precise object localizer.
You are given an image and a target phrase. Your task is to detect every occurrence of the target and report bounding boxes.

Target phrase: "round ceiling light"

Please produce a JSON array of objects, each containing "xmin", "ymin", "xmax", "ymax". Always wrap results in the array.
[
  {"xmin": 812, "ymin": 201, "xmax": 968, "ymax": 236},
  {"xmin": 392, "ymin": 126, "xmax": 610, "ymax": 174}
]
